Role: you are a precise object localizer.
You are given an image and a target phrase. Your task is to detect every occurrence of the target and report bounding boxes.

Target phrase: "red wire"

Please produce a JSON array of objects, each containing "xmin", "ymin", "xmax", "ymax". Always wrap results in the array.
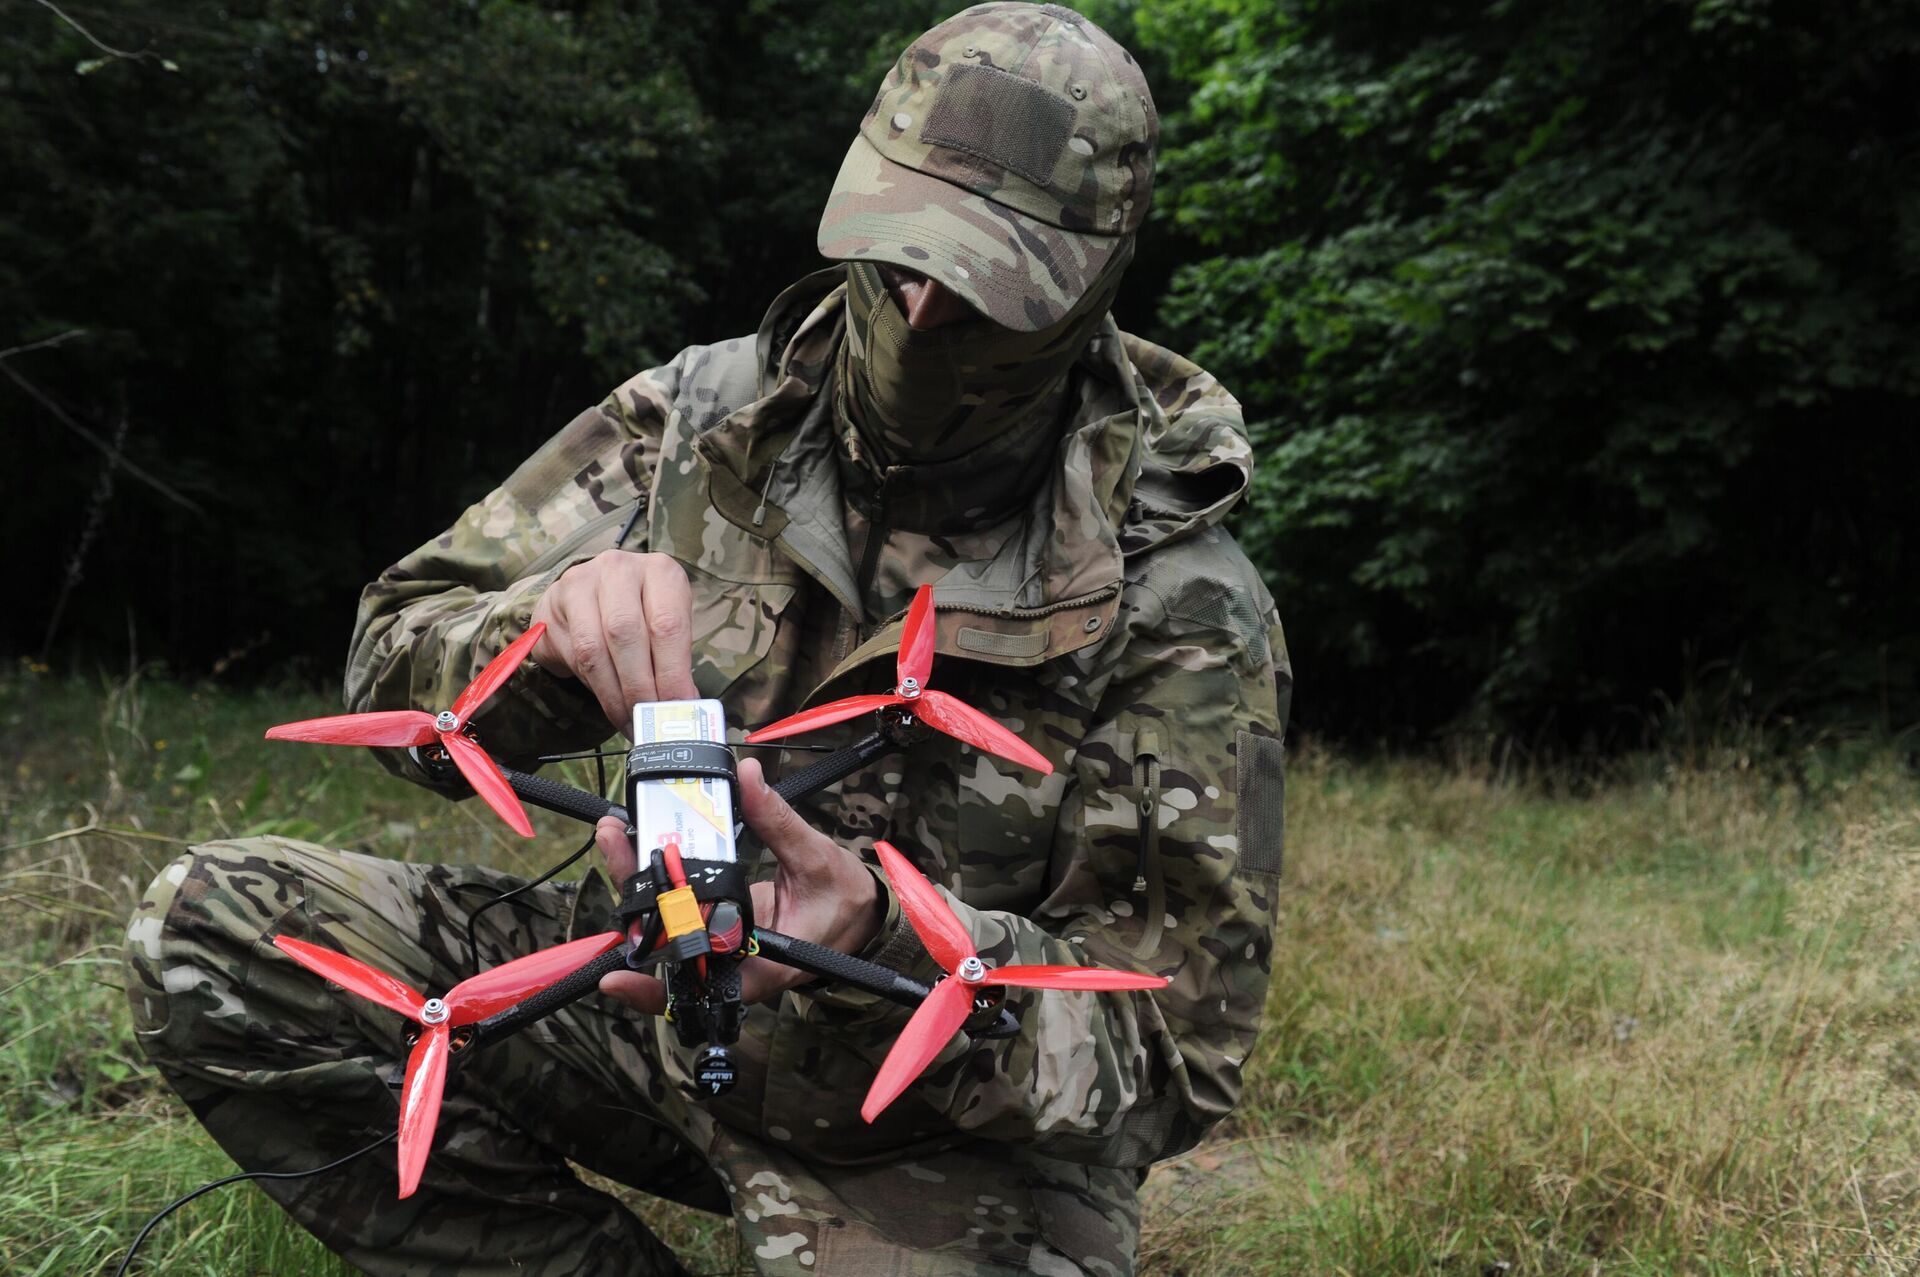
[{"xmin": 657, "ymin": 838, "xmax": 708, "ymax": 981}]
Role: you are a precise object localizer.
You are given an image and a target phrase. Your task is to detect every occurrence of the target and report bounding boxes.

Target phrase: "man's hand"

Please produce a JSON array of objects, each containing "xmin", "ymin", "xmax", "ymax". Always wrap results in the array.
[
  {"xmin": 530, "ymin": 550, "xmax": 697, "ymax": 732},
  {"xmin": 597, "ymin": 758, "xmax": 885, "ymax": 1015}
]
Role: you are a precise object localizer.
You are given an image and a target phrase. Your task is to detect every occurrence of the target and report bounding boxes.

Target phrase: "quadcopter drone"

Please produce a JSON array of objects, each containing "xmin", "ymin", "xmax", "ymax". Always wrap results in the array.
[{"xmin": 262, "ymin": 584, "xmax": 1166, "ymax": 1198}]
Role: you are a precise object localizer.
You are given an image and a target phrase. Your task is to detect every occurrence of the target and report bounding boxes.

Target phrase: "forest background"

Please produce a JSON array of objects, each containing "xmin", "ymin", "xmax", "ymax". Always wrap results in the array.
[
  {"xmin": 9, "ymin": 0, "xmax": 1916, "ymax": 752},
  {"xmin": 8, "ymin": 3, "xmax": 1920, "ymax": 1273}
]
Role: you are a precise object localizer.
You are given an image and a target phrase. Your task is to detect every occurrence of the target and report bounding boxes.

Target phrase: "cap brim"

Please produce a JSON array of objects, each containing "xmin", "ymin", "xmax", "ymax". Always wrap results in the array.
[{"xmin": 817, "ymin": 134, "xmax": 1124, "ymax": 333}]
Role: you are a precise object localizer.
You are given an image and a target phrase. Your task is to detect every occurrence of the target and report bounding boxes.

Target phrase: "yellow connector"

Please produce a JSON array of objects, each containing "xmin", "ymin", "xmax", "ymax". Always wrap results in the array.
[{"xmin": 657, "ymin": 885, "xmax": 705, "ymax": 939}]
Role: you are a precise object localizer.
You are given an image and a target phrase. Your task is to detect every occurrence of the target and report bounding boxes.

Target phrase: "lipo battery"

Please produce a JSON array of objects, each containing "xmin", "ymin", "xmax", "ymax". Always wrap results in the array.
[{"xmin": 628, "ymin": 699, "xmax": 737, "ymax": 864}]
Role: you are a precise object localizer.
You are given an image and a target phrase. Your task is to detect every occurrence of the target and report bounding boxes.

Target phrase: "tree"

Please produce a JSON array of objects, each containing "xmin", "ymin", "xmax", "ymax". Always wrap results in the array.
[
  {"xmin": 1141, "ymin": 0, "xmax": 1920, "ymax": 743},
  {"xmin": 2, "ymin": 0, "xmax": 944, "ymax": 676}
]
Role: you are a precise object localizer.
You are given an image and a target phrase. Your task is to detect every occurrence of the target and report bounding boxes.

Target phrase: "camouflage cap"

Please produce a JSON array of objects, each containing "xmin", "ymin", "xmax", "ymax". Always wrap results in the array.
[{"xmin": 817, "ymin": 2, "xmax": 1158, "ymax": 332}]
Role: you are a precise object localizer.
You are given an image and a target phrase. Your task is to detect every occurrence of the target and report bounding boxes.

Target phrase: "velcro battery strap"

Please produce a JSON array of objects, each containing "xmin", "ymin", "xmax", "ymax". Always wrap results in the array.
[
  {"xmin": 613, "ymin": 859, "xmax": 754, "ymax": 929},
  {"xmin": 625, "ymin": 740, "xmax": 737, "ymax": 785}
]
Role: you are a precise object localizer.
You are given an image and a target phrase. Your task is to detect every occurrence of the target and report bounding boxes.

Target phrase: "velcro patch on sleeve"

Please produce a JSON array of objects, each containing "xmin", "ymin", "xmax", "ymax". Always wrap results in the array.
[{"xmin": 1234, "ymin": 730, "xmax": 1285, "ymax": 877}]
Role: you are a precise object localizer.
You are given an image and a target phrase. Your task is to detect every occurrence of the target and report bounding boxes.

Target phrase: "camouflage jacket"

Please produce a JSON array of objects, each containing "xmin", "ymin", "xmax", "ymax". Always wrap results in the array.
[{"xmin": 346, "ymin": 268, "xmax": 1290, "ymax": 1169}]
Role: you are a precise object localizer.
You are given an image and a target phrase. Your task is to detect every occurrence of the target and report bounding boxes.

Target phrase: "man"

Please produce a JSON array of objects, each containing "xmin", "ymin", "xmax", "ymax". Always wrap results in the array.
[{"xmin": 125, "ymin": 5, "xmax": 1290, "ymax": 1273}]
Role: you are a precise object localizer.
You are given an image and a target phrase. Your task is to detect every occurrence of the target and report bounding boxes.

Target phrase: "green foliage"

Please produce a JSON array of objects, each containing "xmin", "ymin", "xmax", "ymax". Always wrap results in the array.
[
  {"xmin": 6, "ymin": 0, "xmax": 1918, "ymax": 745},
  {"xmin": 1144, "ymin": 0, "xmax": 1920, "ymax": 742},
  {"xmin": 0, "ymin": 0, "xmax": 941, "ymax": 680}
]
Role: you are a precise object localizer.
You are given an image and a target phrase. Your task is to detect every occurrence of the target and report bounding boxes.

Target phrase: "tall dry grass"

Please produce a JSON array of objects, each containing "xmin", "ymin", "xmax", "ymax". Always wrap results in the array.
[
  {"xmin": 1143, "ymin": 746, "xmax": 1920, "ymax": 1274},
  {"xmin": 3, "ymin": 666, "xmax": 1916, "ymax": 1273}
]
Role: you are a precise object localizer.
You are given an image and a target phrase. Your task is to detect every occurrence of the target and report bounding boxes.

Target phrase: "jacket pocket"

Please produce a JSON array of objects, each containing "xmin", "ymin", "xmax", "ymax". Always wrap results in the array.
[
  {"xmin": 684, "ymin": 570, "xmax": 798, "ymax": 718},
  {"xmin": 519, "ymin": 500, "xmax": 639, "ymax": 580}
]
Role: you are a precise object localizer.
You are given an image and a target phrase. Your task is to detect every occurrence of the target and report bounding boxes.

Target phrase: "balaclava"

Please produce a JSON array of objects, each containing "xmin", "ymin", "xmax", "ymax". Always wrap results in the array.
[{"xmin": 833, "ymin": 238, "xmax": 1133, "ymax": 495}]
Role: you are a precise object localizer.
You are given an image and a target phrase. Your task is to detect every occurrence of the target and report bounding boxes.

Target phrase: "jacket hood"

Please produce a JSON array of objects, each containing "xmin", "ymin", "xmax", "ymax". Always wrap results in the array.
[
  {"xmin": 1110, "ymin": 329, "xmax": 1255, "ymax": 556},
  {"xmin": 673, "ymin": 266, "xmax": 1252, "ymax": 671}
]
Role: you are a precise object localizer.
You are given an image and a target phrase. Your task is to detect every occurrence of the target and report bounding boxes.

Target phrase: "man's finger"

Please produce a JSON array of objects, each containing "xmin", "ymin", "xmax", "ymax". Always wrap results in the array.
[
  {"xmin": 534, "ymin": 566, "xmax": 626, "ymax": 730},
  {"xmin": 594, "ymin": 814, "xmax": 659, "ymax": 1014},
  {"xmin": 642, "ymin": 557, "xmax": 698, "ymax": 701},
  {"xmin": 546, "ymin": 623, "xmax": 620, "ymax": 735},
  {"xmin": 595, "ymin": 569, "xmax": 659, "ymax": 713},
  {"xmin": 738, "ymin": 881, "xmax": 804, "ymax": 1005},
  {"xmin": 596, "ymin": 815, "xmax": 638, "ymax": 884},
  {"xmin": 737, "ymin": 954, "xmax": 798, "ymax": 1006},
  {"xmin": 599, "ymin": 969, "xmax": 666, "ymax": 1016},
  {"xmin": 559, "ymin": 589, "xmax": 631, "ymax": 732}
]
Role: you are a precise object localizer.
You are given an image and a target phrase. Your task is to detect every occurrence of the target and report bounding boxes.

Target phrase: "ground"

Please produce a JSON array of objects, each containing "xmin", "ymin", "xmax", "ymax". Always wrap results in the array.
[{"xmin": 3, "ymin": 666, "xmax": 1916, "ymax": 1274}]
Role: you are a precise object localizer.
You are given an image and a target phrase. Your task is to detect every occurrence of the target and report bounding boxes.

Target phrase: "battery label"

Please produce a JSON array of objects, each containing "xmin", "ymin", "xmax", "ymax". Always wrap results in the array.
[{"xmin": 630, "ymin": 699, "xmax": 737, "ymax": 864}]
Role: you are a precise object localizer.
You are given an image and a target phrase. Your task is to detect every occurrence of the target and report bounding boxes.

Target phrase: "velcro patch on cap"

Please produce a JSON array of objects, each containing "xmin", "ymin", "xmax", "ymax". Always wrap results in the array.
[{"xmin": 922, "ymin": 64, "xmax": 1075, "ymax": 189}]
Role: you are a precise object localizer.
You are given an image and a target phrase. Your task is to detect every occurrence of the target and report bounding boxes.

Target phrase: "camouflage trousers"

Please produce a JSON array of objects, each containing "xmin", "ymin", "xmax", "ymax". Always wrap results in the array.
[{"xmin": 126, "ymin": 838, "xmax": 1144, "ymax": 1276}]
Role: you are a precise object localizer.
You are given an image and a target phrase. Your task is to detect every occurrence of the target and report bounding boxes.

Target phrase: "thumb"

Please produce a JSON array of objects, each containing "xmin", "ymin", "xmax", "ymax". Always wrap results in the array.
[{"xmin": 738, "ymin": 756, "xmax": 824, "ymax": 875}]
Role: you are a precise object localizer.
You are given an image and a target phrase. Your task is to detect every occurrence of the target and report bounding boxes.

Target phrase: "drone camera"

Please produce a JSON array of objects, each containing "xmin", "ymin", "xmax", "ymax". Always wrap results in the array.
[{"xmin": 694, "ymin": 1044, "xmax": 737, "ymax": 1097}]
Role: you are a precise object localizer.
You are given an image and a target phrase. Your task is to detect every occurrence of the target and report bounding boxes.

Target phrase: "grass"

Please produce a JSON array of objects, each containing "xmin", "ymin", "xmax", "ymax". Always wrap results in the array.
[
  {"xmin": 4, "ymin": 665, "xmax": 1918, "ymax": 1274},
  {"xmin": 1141, "ymin": 748, "xmax": 1920, "ymax": 1273}
]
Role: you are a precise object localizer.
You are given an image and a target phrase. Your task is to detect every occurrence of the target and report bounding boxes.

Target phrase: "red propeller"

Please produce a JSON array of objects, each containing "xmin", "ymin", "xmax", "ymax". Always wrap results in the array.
[
  {"xmin": 744, "ymin": 585, "xmax": 1052, "ymax": 775},
  {"xmin": 273, "ymin": 930, "xmax": 622, "ymax": 1198},
  {"xmin": 265, "ymin": 624, "xmax": 546, "ymax": 836},
  {"xmin": 859, "ymin": 840, "xmax": 1167, "ymax": 1123}
]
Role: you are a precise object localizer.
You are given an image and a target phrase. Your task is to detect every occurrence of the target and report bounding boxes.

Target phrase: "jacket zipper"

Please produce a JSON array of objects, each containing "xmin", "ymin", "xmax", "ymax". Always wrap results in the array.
[
  {"xmin": 1133, "ymin": 735, "xmax": 1160, "ymax": 894},
  {"xmin": 873, "ymin": 581, "xmax": 1121, "ymax": 627},
  {"xmin": 520, "ymin": 500, "xmax": 640, "ymax": 580},
  {"xmin": 1130, "ymin": 727, "xmax": 1166, "ymax": 959}
]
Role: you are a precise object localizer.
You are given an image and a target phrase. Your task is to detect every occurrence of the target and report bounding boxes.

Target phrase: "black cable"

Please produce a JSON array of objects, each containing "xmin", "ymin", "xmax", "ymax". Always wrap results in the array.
[
  {"xmin": 538, "ymin": 741, "xmax": 838, "ymax": 760},
  {"xmin": 113, "ymin": 1130, "xmax": 397, "ymax": 1277},
  {"xmin": 465, "ymin": 830, "xmax": 597, "ymax": 976},
  {"xmin": 466, "ymin": 753, "xmax": 608, "ymax": 977},
  {"xmin": 536, "ymin": 747, "xmax": 629, "ymax": 763}
]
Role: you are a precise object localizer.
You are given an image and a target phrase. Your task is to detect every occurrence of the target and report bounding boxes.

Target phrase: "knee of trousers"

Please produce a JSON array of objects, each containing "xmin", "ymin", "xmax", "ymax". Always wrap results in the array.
[{"xmin": 124, "ymin": 837, "xmax": 343, "ymax": 1074}]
